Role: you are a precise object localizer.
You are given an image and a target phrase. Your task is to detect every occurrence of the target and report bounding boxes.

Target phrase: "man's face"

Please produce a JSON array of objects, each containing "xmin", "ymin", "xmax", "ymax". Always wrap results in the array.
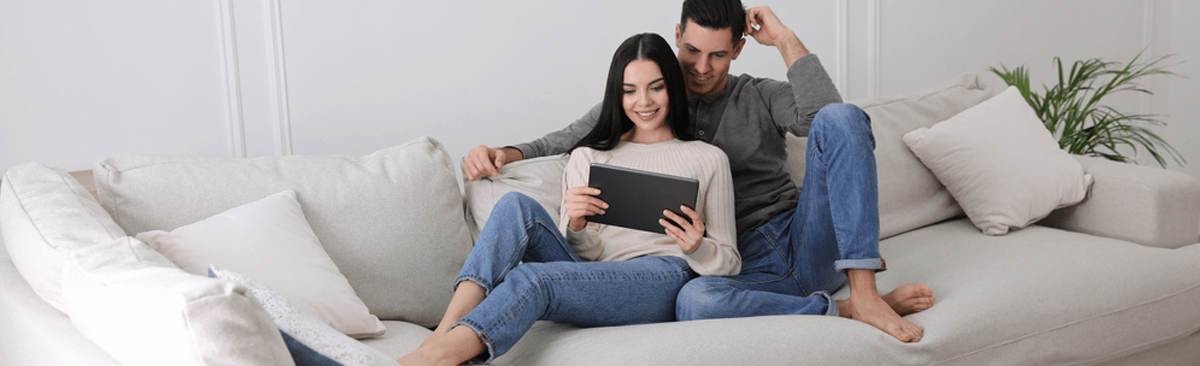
[{"xmin": 675, "ymin": 19, "xmax": 745, "ymax": 98}]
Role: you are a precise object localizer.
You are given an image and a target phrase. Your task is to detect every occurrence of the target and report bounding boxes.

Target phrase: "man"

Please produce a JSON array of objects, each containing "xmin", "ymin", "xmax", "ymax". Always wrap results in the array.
[{"xmin": 462, "ymin": 0, "xmax": 933, "ymax": 342}]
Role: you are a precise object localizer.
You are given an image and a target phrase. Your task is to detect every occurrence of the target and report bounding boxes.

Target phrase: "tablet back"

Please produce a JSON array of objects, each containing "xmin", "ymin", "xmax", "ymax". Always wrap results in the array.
[{"xmin": 586, "ymin": 163, "xmax": 699, "ymax": 234}]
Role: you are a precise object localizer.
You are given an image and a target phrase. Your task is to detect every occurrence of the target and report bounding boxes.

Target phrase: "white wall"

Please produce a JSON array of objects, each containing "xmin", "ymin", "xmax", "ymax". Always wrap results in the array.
[{"xmin": 1, "ymin": 0, "xmax": 1197, "ymax": 180}]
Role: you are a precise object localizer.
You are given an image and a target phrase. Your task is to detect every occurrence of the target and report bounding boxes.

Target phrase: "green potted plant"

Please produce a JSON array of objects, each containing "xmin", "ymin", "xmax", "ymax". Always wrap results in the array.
[{"xmin": 990, "ymin": 53, "xmax": 1184, "ymax": 167}]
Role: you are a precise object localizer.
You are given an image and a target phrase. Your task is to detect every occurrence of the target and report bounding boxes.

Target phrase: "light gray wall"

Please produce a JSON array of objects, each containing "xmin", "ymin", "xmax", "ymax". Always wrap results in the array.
[{"xmin": 1, "ymin": 0, "xmax": 1197, "ymax": 177}]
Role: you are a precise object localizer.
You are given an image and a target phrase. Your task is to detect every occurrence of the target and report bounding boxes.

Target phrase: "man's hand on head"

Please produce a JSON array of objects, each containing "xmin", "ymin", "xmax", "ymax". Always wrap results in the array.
[
  {"xmin": 463, "ymin": 145, "xmax": 523, "ymax": 181},
  {"xmin": 745, "ymin": 6, "xmax": 809, "ymax": 68}
]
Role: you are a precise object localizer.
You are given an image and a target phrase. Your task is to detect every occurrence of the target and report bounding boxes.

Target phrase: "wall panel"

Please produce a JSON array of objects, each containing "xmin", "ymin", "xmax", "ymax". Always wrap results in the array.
[{"xmin": 0, "ymin": 1, "xmax": 233, "ymax": 171}]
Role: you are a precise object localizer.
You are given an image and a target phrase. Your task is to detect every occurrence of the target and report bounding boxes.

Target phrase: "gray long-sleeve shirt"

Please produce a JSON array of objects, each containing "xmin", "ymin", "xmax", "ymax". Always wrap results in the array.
[{"xmin": 513, "ymin": 54, "xmax": 843, "ymax": 243}]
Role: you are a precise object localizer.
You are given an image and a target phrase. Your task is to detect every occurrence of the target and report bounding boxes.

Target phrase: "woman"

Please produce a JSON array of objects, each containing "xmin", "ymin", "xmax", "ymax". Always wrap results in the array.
[{"xmin": 399, "ymin": 33, "xmax": 738, "ymax": 366}]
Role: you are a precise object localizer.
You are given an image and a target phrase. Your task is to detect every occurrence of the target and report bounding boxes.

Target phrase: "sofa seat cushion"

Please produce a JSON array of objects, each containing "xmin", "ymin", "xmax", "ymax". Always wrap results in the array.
[
  {"xmin": 93, "ymin": 136, "xmax": 472, "ymax": 327},
  {"xmin": 867, "ymin": 219, "xmax": 1200, "ymax": 365},
  {"xmin": 493, "ymin": 220, "xmax": 1200, "ymax": 365}
]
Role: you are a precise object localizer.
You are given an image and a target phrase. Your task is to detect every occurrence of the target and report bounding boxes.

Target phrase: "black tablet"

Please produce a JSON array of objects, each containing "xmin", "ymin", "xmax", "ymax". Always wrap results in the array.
[{"xmin": 586, "ymin": 163, "xmax": 699, "ymax": 234}]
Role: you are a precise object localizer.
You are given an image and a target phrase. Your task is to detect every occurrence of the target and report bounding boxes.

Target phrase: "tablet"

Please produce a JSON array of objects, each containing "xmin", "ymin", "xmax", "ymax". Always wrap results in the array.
[{"xmin": 586, "ymin": 163, "xmax": 699, "ymax": 234}]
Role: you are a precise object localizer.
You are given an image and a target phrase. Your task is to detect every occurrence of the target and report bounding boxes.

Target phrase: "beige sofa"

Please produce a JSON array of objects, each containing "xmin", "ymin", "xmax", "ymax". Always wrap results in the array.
[{"xmin": 3, "ymin": 74, "xmax": 1200, "ymax": 365}]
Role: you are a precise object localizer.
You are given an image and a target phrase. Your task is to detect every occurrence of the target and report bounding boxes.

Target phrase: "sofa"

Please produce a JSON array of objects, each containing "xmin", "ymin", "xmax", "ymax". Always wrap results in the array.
[{"xmin": 3, "ymin": 73, "xmax": 1200, "ymax": 366}]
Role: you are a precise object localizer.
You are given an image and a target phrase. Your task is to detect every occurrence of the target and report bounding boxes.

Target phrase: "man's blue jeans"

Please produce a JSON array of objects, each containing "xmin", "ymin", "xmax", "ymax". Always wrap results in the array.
[
  {"xmin": 676, "ymin": 103, "xmax": 883, "ymax": 320},
  {"xmin": 455, "ymin": 192, "xmax": 695, "ymax": 363}
]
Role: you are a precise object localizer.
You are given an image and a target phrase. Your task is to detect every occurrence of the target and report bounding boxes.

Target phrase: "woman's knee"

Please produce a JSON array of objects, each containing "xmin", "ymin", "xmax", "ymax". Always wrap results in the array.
[{"xmin": 675, "ymin": 277, "xmax": 734, "ymax": 321}]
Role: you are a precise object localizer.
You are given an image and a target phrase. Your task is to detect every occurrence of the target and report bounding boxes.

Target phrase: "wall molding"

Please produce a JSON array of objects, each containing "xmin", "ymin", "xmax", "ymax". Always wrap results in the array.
[
  {"xmin": 217, "ymin": 0, "xmax": 246, "ymax": 158},
  {"xmin": 835, "ymin": 0, "xmax": 848, "ymax": 100},
  {"xmin": 264, "ymin": 0, "xmax": 294, "ymax": 156},
  {"xmin": 866, "ymin": 0, "xmax": 881, "ymax": 98}
]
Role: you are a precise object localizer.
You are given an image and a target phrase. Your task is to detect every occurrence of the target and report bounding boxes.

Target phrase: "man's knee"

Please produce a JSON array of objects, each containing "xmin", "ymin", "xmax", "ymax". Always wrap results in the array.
[
  {"xmin": 676, "ymin": 277, "xmax": 735, "ymax": 321},
  {"xmin": 812, "ymin": 103, "xmax": 874, "ymax": 149}
]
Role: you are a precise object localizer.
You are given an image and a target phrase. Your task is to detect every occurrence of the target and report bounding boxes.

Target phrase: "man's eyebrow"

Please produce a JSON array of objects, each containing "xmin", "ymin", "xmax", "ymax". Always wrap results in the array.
[{"xmin": 683, "ymin": 42, "xmax": 725, "ymax": 55}]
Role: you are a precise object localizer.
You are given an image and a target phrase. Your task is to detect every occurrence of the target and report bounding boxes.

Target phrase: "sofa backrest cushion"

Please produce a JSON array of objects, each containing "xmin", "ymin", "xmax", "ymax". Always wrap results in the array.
[
  {"xmin": 466, "ymin": 75, "xmax": 996, "ymax": 243},
  {"xmin": 0, "ymin": 162, "xmax": 127, "ymax": 314},
  {"xmin": 93, "ymin": 136, "xmax": 471, "ymax": 327},
  {"xmin": 462, "ymin": 156, "xmax": 569, "ymax": 240},
  {"xmin": 787, "ymin": 73, "xmax": 997, "ymax": 239}
]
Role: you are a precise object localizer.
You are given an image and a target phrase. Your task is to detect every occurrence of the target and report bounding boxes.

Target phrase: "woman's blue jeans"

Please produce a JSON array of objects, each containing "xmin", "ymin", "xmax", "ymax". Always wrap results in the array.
[
  {"xmin": 455, "ymin": 192, "xmax": 695, "ymax": 362},
  {"xmin": 676, "ymin": 103, "xmax": 883, "ymax": 320}
]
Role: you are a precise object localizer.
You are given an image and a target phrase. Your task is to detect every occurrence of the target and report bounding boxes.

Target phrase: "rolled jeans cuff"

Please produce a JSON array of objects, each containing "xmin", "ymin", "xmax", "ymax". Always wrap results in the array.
[
  {"xmin": 834, "ymin": 258, "xmax": 886, "ymax": 273},
  {"xmin": 816, "ymin": 291, "xmax": 838, "ymax": 317}
]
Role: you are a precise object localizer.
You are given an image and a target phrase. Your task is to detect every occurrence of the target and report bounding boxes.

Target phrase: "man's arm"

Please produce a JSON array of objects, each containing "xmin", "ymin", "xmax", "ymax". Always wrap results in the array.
[
  {"xmin": 745, "ymin": 6, "xmax": 841, "ymax": 137},
  {"xmin": 463, "ymin": 103, "xmax": 601, "ymax": 180},
  {"xmin": 745, "ymin": 6, "xmax": 808, "ymax": 70}
]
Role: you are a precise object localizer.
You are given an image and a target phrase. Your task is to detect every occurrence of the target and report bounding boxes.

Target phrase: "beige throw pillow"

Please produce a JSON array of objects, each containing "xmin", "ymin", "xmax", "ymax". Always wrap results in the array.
[
  {"xmin": 136, "ymin": 190, "xmax": 385, "ymax": 338},
  {"xmin": 902, "ymin": 86, "xmax": 1094, "ymax": 235}
]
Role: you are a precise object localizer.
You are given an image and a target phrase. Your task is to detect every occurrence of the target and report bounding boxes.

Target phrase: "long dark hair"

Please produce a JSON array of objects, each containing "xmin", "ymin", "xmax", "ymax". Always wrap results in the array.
[{"xmin": 569, "ymin": 33, "xmax": 693, "ymax": 153}]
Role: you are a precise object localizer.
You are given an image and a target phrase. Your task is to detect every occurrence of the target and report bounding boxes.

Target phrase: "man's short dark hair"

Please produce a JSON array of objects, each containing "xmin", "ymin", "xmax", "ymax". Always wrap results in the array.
[{"xmin": 680, "ymin": 0, "xmax": 746, "ymax": 43}]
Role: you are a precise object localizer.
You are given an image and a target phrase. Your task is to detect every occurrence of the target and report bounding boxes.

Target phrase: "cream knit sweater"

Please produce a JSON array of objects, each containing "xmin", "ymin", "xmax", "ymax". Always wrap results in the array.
[{"xmin": 560, "ymin": 139, "xmax": 741, "ymax": 276}]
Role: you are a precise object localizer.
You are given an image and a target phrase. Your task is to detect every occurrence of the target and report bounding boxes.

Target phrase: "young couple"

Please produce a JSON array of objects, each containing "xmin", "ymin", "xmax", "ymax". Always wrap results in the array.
[{"xmin": 401, "ymin": 1, "xmax": 934, "ymax": 365}]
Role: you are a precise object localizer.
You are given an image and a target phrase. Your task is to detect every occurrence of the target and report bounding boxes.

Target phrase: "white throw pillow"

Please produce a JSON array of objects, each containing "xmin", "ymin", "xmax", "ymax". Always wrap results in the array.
[
  {"xmin": 62, "ymin": 236, "xmax": 294, "ymax": 366},
  {"xmin": 211, "ymin": 266, "xmax": 396, "ymax": 366},
  {"xmin": 902, "ymin": 86, "xmax": 1094, "ymax": 235},
  {"xmin": 135, "ymin": 190, "xmax": 385, "ymax": 338},
  {"xmin": 0, "ymin": 162, "xmax": 126, "ymax": 313}
]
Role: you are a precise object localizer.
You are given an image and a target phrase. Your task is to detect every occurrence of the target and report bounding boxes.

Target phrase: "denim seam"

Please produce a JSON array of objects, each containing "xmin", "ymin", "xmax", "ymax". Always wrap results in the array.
[
  {"xmin": 454, "ymin": 275, "xmax": 493, "ymax": 296},
  {"xmin": 744, "ymin": 225, "xmax": 811, "ymax": 295}
]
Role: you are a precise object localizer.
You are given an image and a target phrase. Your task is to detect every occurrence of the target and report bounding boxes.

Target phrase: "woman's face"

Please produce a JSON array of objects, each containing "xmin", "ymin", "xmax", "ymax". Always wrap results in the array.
[{"xmin": 622, "ymin": 59, "xmax": 670, "ymax": 134}]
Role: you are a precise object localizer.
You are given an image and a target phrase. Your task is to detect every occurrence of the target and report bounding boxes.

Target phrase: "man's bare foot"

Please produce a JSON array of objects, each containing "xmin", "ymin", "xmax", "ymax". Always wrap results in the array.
[
  {"xmin": 882, "ymin": 283, "xmax": 935, "ymax": 316},
  {"xmin": 837, "ymin": 269, "xmax": 925, "ymax": 342},
  {"xmin": 838, "ymin": 294, "xmax": 924, "ymax": 342}
]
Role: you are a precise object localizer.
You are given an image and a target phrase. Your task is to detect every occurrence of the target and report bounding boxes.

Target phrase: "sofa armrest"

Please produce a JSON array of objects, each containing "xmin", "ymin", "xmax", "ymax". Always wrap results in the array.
[{"xmin": 1040, "ymin": 155, "xmax": 1200, "ymax": 249}]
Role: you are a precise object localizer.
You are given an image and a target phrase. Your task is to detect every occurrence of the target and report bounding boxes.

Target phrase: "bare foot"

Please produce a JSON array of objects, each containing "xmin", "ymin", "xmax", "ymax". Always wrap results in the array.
[
  {"xmin": 838, "ymin": 269, "xmax": 925, "ymax": 342},
  {"xmin": 839, "ymin": 294, "xmax": 925, "ymax": 342},
  {"xmin": 882, "ymin": 283, "xmax": 935, "ymax": 316}
]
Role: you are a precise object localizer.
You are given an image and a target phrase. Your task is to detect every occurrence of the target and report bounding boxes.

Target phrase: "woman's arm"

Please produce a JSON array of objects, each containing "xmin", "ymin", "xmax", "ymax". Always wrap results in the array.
[{"xmin": 559, "ymin": 150, "xmax": 606, "ymax": 260}]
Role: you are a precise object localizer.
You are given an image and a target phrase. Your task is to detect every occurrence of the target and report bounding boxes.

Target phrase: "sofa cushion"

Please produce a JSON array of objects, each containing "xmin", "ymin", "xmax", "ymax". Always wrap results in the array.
[
  {"xmin": 786, "ymin": 73, "xmax": 997, "ymax": 240},
  {"xmin": 0, "ymin": 162, "xmax": 126, "ymax": 314},
  {"xmin": 903, "ymin": 86, "xmax": 1094, "ymax": 235},
  {"xmin": 93, "ymin": 136, "xmax": 471, "ymax": 327},
  {"xmin": 495, "ymin": 220, "xmax": 1200, "ymax": 365},
  {"xmin": 136, "ymin": 190, "xmax": 384, "ymax": 338},
  {"xmin": 462, "ymin": 156, "xmax": 568, "ymax": 240},
  {"xmin": 868, "ymin": 220, "xmax": 1200, "ymax": 364},
  {"xmin": 61, "ymin": 236, "xmax": 294, "ymax": 366},
  {"xmin": 211, "ymin": 267, "xmax": 396, "ymax": 366}
]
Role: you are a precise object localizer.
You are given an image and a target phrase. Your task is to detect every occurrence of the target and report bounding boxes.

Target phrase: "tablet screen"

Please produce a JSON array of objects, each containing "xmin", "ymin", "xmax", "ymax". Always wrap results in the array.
[{"xmin": 586, "ymin": 163, "xmax": 699, "ymax": 234}]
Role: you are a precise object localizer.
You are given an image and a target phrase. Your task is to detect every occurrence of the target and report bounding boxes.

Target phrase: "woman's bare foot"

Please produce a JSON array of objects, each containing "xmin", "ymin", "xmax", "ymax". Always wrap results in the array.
[{"xmin": 882, "ymin": 283, "xmax": 935, "ymax": 316}]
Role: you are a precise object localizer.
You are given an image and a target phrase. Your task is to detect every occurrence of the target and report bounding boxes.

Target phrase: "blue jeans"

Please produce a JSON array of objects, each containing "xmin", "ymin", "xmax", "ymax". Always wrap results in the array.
[
  {"xmin": 456, "ymin": 192, "xmax": 695, "ymax": 362},
  {"xmin": 676, "ymin": 103, "xmax": 883, "ymax": 320}
]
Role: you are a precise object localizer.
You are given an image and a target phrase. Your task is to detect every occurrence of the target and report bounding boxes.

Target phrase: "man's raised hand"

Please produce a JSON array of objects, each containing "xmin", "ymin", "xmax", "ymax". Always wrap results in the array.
[{"xmin": 745, "ymin": 6, "xmax": 808, "ymax": 67}]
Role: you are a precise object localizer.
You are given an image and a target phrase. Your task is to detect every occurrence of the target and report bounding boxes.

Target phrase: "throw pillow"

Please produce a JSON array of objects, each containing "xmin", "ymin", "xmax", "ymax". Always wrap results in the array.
[
  {"xmin": 61, "ymin": 236, "xmax": 293, "ymax": 366},
  {"xmin": 0, "ymin": 162, "xmax": 126, "ymax": 314},
  {"xmin": 902, "ymin": 86, "xmax": 1094, "ymax": 235},
  {"xmin": 210, "ymin": 266, "xmax": 396, "ymax": 366},
  {"xmin": 135, "ymin": 190, "xmax": 385, "ymax": 338}
]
